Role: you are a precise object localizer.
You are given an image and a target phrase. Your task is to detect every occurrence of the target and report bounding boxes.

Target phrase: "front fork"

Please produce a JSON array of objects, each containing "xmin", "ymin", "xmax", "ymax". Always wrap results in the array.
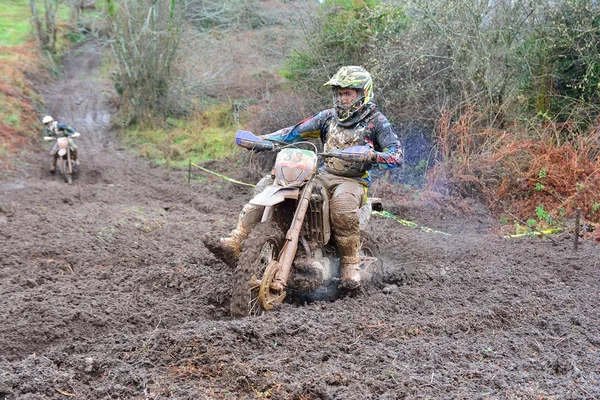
[
  {"xmin": 66, "ymin": 149, "xmax": 73, "ymax": 174},
  {"xmin": 266, "ymin": 180, "xmax": 315, "ymax": 292}
]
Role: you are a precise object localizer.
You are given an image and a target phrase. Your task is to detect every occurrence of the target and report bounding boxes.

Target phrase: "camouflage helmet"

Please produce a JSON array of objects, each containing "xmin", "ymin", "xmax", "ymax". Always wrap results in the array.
[
  {"xmin": 324, "ymin": 66, "xmax": 373, "ymax": 103},
  {"xmin": 324, "ymin": 66, "xmax": 374, "ymax": 124}
]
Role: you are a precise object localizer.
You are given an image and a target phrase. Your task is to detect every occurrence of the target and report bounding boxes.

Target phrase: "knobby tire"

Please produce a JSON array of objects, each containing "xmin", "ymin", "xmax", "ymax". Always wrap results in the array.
[{"xmin": 230, "ymin": 221, "xmax": 284, "ymax": 317}]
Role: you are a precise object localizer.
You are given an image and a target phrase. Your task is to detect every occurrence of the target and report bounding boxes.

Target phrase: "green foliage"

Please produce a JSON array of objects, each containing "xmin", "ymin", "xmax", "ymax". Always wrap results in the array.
[
  {"xmin": 0, "ymin": 0, "xmax": 71, "ymax": 47},
  {"xmin": 281, "ymin": 0, "xmax": 408, "ymax": 101},
  {"xmin": 535, "ymin": 205, "xmax": 551, "ymax": 223},
  {"xmin": 0, "ymin": 0, "xmax": 34, "ymax": 46},
  {"xmin": 122, "ymin": 103, "xmax": 242, "ymax": 165},
  {"xmin": 105, "ymin": 0, "xmax": 116, "ymax": 17},
  {"xmin": 518, "ymin": 0, "xmax": 600, "ymax": 131},
  {"xmin": 65, "ymin": 30, "xmax": 86, "ymax": 44}
]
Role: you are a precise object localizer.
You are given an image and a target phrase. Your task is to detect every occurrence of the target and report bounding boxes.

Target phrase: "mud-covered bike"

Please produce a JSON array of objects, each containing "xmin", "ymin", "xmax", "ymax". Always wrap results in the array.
[{"xmin": 230, "ymin": 130, "xmax": 385, "ymax": 317}]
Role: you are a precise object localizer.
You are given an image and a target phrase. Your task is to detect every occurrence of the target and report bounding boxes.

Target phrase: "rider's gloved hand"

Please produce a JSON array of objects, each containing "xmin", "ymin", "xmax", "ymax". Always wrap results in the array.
[{"xmin": 367, "ymin": 151, "xmax": 379, "ymax": 163}]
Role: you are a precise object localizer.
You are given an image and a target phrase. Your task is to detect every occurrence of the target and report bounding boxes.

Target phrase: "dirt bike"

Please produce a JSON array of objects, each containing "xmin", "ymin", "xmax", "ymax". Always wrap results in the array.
[
  {"xmin": 44, "ymin": 132, "xmax": 80, "ymax": 184},
  {"xmin": 230, "ymin": 130, "xmax": 385, "ymax": 317}
]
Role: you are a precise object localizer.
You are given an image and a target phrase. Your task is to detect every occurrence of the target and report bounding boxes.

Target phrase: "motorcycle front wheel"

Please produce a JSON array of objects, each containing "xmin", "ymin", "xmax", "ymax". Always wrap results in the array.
[
  {"xmin": 59, "ymin": 158, "xmax": 72, "ymax": 185},
  {"xmin": 230, "ymin": 221, "xmax": 284, "ymax": 317}
]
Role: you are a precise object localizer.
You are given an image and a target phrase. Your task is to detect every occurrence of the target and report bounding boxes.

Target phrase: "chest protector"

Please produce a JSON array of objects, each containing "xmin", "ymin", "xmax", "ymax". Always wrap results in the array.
[{"xmin": 322, "ymin": 122, "xmax": 371, "ymax": 177}]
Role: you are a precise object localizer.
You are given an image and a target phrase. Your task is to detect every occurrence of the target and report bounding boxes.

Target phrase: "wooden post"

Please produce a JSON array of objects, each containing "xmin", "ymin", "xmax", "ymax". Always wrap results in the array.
[
  {"xmin": 188, "ymin": 160, "xmax": 191, "ymax": 188},
  {"xmin": 574, "ymin": 207, "xmax": 581, "ymax": 250},
  {"xmin": 232, "ymin": 103, "xmax": 239, "ymax": 124}
]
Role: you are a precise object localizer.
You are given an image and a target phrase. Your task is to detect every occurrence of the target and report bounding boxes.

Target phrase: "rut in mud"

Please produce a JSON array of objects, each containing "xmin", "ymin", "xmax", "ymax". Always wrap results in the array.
[{"xmin": 0, "ymin": 44, "xmax": 599, "ymax": 399}]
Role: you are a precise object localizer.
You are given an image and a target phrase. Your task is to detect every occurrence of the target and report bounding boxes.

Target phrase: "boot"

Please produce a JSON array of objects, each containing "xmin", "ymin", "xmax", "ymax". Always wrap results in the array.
[
  {"xmin": 218, "ymin": 227, "xmax": 247, "ymax": 258},
  {"xmin": 341, "ymin": 262, "xmax": 361, "ymax": 290},
  {"xmin": 204, "ymin": 201, "xmax": 264, "ymax": 267},
  {"xmin": 72, "ymin": 149, "xmax": 80, "ymax": 166},
  {"xmin": 336, "ymin": 235, "xmax": 362, "ymax": 289},
  {"xmin": 203, "ymin": 227, "xmax": 248, "ymax": 268}
]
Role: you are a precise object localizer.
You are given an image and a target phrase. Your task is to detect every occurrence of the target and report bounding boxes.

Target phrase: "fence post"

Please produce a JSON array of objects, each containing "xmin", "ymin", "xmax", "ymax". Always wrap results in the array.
[
  {"xmin": 574, "ymin": 207, "xmax": 581, "ymax": 250},
  {"xmin": 233, "ymin": 103, "xmax": 239, "ymax": 124}
]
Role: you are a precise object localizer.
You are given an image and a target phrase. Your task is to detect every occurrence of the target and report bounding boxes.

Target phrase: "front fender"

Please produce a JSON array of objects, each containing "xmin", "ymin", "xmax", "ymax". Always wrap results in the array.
[{"xmin": 250, "ymin": 185, "xmax": 300, "ymax": 207}]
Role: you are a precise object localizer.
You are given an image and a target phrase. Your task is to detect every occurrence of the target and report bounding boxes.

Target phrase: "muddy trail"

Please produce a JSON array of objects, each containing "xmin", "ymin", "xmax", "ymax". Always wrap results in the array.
[{"xmin": 1, "ymin": 44, "xmax": 599, "ymax": 400}]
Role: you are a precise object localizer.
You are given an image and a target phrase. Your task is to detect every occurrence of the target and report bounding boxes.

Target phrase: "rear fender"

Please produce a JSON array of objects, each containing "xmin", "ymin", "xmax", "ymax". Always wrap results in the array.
[{"xmin": 250, "ymin": 185, "xmax": 300, "ymax": 207}]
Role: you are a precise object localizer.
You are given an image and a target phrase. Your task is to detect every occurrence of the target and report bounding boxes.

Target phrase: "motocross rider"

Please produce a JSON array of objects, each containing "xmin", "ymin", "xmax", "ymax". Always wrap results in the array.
[
  {"xmin": 215, "ymin": 66, "xmax": 403, "ymax": 288},
  {"xmin": 42, "ymin": 115, "xmax": 81, "ymax": 173}
]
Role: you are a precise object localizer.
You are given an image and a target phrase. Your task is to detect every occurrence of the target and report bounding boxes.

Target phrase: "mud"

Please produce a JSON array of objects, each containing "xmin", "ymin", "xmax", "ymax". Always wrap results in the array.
[{"xmin": 1, "ymin": 44, "xmax": 599, "ymax": 399}]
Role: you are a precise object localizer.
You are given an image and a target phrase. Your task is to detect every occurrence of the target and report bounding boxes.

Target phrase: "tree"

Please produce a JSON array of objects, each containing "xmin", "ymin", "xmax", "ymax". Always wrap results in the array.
[
  {"xmin": 104, "ymin": 0, "xmax": 249, "ymax": 125},
  {"xmin": 30, "ymin": 0, "xmax": 62, "ymax": 53}
]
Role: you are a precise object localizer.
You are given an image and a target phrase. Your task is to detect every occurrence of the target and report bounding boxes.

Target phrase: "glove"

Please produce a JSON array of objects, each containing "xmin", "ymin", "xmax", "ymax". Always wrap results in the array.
[{"xmin": 368, "ymin": 151, "xmax": 379, "ymax": 163}]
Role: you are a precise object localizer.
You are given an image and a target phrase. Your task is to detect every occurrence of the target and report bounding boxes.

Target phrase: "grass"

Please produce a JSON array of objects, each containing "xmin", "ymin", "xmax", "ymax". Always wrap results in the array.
[
  {"xmin": 122, "ymin": 103, "xmax": 244, "ymax": 166},
  {"xmin": 0, "ymin": 0, "xmax": 34, "ymax": 46},
  {"xmin": 0, "ymin": 0, "xmax": 71, "ymax": 48}
]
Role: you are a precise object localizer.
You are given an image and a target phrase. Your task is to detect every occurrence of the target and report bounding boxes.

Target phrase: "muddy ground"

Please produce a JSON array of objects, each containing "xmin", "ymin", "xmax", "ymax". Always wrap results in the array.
[{"xmin": 1, "ymin": 44, "xmax": 599, "ymax": 400}]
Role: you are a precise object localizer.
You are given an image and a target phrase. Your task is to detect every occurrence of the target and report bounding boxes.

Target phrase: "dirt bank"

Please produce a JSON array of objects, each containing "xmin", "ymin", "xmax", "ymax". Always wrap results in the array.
[{"xmin": 0, "ymin": 43, "xmax": 599, "ymax": 399}]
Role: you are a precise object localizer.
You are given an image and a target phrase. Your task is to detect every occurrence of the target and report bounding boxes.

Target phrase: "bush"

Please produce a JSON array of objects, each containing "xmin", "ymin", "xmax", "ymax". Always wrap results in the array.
[
  {"xmin": 281, "ymin": 0, "xmax": 408, "ymax": 107},
  {"xmin": 517, "ymin": 1, "xmax": 600, "ymax": 134}
]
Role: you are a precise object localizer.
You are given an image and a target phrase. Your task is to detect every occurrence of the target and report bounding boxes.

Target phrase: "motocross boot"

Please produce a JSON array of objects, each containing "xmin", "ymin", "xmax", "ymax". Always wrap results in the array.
[
  {"xmin": 204, "ymin": 181, "xmax": 268, "ymax": 267},
  {"xmin": 203, "ymin": 227, "xmax": 247, "ymax": 268},
  {"xmin": 336, "ymin": 235, "xmax": 362, "ymax": 290},
  {"xmin": 72, "ymin": 148, "xmax": 80, "ymax": 166}
]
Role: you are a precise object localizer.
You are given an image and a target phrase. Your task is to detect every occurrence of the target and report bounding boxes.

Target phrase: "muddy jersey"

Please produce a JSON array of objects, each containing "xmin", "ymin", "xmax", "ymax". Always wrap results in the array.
[
  {"xmin": 45, "ymin": 121, "xmax": 76, "ymax": 138},
  {"xmin": 264, "ymin": 103, "xmax": 402, "ymax": 185}
]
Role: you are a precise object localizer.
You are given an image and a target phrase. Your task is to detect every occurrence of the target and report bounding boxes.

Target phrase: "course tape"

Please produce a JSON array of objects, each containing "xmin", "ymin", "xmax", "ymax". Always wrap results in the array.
[
  {"xmin": 190, "ymin": 163, "xmax": 450, "ymax": 236},
  {"xmin": 372, "ymin": 210, "xmax": 450, "ymax": 236},
  {"xmin": 503, "ymin": 228, "xmax": 562, "ymax": 238},
  {"xmin": 190, "ymin": 162, "xmax": 256, "ymax": 187}
]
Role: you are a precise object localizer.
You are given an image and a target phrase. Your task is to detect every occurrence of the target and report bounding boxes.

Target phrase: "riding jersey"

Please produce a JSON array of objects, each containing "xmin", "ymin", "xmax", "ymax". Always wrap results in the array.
[
  {"xmin": 264, "ymin": 103, "xmax": 403, "ymax": 186},
  {"xmin": 45, "ymin": 121, "xmax": 76, "ymax": 138}
]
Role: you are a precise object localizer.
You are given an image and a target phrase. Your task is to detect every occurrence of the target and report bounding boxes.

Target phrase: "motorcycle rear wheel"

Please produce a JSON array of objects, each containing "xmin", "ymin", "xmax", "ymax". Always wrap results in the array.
[
  {"xmin": 230, "ymin": 221, "xmax": 284, "ymax": 317},
  {"xmin": 359, "ymin": 234, "xmax": 385, "ymax": 278}
]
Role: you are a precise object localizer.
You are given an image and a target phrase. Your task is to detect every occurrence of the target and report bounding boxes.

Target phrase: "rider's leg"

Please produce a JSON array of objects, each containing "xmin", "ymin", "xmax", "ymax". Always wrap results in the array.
[
  {"xmin": 205, "ymin": 175, "xmax": 274, "ymax": 266},
  {"xmin": 49, "ymin": 145, "xmax": 58, "ymax": 173},
  {"xmin": 68, "ymin": 139, "xmax": 79, "ymax": 165},
  {"xmin": 219, "ymin": 201, "xmax": 265, "ymax": 256},
  {"xmin": 320, "ymin": 173, "xmax": 366, "ymax": 288},
  {"xmin": 72, "ymin": 148, "xmax": 79, "ymax": 166}
]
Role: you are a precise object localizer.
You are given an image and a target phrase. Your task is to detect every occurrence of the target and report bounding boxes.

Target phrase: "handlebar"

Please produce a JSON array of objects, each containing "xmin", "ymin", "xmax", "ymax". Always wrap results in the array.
[
  {"xmin": 235, "ymin": 130, "xmax": 375, "ymax": 163},
  {"xmin": 319, "ymin": 146, "xmax": 375, "ymax": 163},
  {"xmin": 43, "ymin": 132, "xmax": 80, "ymax": 142}
]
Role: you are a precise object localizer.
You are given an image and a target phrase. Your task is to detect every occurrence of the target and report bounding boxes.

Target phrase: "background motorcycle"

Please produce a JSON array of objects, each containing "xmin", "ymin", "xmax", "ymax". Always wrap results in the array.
[
  {"xmin": 43, "ymin": 132, "xmax": 80, "ymax": 184},
  {"xmin": 230, "ymin": 130, "xmax": 385, "ymax": 317}
]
